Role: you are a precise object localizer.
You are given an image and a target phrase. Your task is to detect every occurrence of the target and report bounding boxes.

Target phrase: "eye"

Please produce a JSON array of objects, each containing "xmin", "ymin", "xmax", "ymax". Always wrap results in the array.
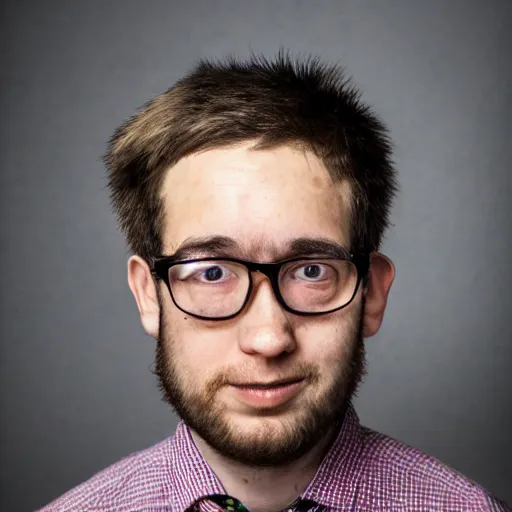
[
  {"xmin": 292, "ymin": 263, "xmax": 329, "ymax": 281},
  {"xmin": 200, "ymin": 265, "xmax": 228, "ymax": 282},
  {"xmin": 174, "ymin": 262, "xmax": 236, "ymax": 284}
]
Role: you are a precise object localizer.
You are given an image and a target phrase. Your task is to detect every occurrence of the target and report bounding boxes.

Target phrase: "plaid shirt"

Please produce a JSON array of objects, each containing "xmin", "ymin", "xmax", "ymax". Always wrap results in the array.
[{"xmin": 39, "ymin": 405, "xmax": 510, "ymax": 511}]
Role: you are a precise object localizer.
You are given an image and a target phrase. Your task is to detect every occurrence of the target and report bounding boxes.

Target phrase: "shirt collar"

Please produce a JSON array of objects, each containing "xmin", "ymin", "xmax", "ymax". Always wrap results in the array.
[
  {"xmin": 301, "ymin": 403, "xmax": 364, "ymax": 510},
  {"xmin": 169, "ymin": 403, "xmax": 364, "ymax": 511},
  {"xmin": 168, "ymin": 422, "xmax": 226, "ymax": 511}
]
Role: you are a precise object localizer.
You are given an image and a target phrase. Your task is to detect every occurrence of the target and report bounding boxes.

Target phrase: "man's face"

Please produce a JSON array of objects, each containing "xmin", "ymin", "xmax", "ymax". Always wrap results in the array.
[{"xmin": 154, "ymin": 143, "xmax": 367, "ymax": 466}]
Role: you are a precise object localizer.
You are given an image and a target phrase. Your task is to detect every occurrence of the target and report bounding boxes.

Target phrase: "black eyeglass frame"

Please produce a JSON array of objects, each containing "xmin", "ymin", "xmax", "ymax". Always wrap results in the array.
[{"xmin": 151, "ymin": 253, "xmax": 370, "ymax": 321}]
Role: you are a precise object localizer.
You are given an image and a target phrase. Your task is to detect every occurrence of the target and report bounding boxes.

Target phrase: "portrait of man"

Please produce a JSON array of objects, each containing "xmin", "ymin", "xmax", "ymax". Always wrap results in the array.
[{"xmin": 36, "ymin": 53, "xmax": 510, "ymax": 512}]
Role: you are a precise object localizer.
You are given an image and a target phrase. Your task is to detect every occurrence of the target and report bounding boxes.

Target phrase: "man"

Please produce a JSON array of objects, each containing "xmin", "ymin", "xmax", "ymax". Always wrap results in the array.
[{"xmin": 40, "ymin": 54, "xmax": 510, "ymax": 512}]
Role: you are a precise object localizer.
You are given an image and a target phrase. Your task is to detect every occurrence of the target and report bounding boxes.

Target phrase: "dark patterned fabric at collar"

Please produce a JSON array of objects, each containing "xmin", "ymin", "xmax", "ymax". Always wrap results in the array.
[
  {"xmin": 188, "ymin": 494, "xmax": 325, "ymax": 512},
  {"xmin": 186, "ymin": 494, "xmax": 249, "ymax": 512}
]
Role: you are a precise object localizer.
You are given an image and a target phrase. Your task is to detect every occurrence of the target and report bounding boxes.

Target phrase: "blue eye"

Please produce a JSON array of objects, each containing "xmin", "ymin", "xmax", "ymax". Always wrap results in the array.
[
  {"xmin": 294, "ymin": 264, "xmax": 327, "ymax": 281},
  {"xmin": 303, "ymin": 265, "xmax": 322, "ymax": 279},
  {"xmin": 172, "ymin": 261, "xmax": 242, "ymax": 284},
  {"xmin": 202, "ymin": 266, "xmax": 224, "ymax": 281}
]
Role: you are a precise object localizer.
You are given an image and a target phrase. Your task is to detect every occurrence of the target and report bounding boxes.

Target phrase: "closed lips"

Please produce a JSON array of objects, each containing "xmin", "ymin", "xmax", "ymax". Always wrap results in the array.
[{"xmin": 231, "ymin": 378, "xmax": 304, "ymax": 389}]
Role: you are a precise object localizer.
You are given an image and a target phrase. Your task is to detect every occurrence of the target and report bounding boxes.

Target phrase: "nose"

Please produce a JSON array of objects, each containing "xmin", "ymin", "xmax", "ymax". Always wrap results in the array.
[{"xmin": 237, "ymin": 273, "xmax": 297, "ymax": 358}]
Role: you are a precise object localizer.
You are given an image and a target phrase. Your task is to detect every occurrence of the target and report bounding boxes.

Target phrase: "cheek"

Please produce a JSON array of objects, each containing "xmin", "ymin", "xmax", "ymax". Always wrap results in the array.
[
  {"xmin": 295, "ymin": 316, "xmax": 357, "ymax": 364},
  {"xmin": 164, "ymin": 310, "xmax": 233, "ymax": 378}
]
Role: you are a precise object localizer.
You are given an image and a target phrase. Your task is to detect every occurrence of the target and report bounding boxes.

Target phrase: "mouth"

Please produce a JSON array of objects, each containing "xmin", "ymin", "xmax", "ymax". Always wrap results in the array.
[
  {"xmin": 231, "ymin": 377, "xmax": 304, "ymax": 389},
  {"xmin": 228, "ymin": 377, "xmax": 306, "ymax": 408}
]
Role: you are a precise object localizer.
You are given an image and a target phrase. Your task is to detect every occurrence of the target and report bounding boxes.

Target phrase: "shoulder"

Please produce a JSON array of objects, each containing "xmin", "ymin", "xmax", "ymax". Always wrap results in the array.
[
  {"xmin": 37, "ymin": 437, "xmax": 175, "ymax": 512},
  {"xmin": 356, "ymin": 426, "xmax": 510, "ymax": 511}
]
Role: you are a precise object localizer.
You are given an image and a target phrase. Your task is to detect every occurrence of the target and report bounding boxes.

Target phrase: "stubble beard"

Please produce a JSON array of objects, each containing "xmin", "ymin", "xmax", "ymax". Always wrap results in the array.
[{"xmin": 154, "ymin": 300, "xmax": 367, "ymax": 467}]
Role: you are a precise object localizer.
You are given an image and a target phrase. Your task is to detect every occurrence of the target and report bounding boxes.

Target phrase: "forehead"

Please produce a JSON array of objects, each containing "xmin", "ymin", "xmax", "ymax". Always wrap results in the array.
[{"xmin": 160, "ymin": 142, "xmax": 352, "ymax": 258}]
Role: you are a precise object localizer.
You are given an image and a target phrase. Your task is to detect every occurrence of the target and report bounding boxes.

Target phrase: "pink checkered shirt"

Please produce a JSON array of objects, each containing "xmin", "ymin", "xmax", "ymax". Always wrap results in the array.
[{"xmin": 39, "ymin": 405, "xmax": 510, "ymax": 511}]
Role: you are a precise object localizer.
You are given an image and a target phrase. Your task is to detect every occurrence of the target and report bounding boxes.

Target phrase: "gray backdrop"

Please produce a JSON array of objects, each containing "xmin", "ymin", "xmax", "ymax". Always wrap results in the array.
[{"xmin": 1, "ymin": 1, "xmax": 510, "ymax": 510}]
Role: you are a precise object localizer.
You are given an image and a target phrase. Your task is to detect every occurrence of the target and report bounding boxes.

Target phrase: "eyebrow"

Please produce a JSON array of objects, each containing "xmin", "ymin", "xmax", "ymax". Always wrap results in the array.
[{"xmin": 165, "ymin": 235, "xmax": 350, "ymax": 262}]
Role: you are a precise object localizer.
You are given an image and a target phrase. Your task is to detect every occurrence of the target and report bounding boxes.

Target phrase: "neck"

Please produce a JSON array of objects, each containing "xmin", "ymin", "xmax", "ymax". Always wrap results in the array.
[{"xmin": 191, "ymin": 427, "xmax": 338, "ymax": 512}]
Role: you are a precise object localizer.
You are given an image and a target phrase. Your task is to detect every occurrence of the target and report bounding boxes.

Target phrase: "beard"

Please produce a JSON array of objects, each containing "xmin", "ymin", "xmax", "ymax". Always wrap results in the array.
[{"xmin": 154, "ymin": 298, "xmax": 367, "ymax": 467}]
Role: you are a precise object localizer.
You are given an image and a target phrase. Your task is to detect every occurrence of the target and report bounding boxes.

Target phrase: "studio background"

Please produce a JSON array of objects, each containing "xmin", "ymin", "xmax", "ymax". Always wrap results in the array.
[{"xmin": 1, "ymin": 1, "xmax": 510, "ymax": 510}]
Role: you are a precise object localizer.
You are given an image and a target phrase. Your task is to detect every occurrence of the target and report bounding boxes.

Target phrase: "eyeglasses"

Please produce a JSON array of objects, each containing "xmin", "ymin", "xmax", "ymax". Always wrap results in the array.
[{"xmin": 151, "ymin": 254, "xmax": 369, "ymax": 321}]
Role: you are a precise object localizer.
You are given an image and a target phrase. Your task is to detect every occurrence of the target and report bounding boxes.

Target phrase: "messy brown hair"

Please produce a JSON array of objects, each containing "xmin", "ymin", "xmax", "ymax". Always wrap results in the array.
[{"xmin": 105, "ymin": 53, "xmax": 397, "ymax": 262}]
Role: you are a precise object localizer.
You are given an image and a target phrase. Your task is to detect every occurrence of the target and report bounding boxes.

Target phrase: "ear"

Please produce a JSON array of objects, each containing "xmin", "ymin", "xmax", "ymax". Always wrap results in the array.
[
  {"xmin": 362, "ymin": 252, "xmax": 395, "ymax": 338},
  {"xmin": 127, "ymin": 255, "xmax": 160, "ymax": 339}
]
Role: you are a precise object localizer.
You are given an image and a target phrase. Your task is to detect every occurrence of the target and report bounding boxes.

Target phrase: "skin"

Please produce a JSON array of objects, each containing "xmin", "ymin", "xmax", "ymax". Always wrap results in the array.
[{"xmin": 128, "ymin": 142, "xmax": 395, "ymax": 511}]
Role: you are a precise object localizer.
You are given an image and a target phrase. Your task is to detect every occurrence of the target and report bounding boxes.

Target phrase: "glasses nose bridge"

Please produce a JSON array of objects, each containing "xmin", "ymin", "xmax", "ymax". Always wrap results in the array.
[{"xmin": 245, "ymin": 261, "xmax": 282, "ymax": 295}]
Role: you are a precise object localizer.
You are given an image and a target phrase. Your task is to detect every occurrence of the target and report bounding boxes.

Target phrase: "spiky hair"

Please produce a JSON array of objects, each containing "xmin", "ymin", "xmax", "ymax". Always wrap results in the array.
[{"xmin": 105, "ymin": 52, "xmax": 397, "ymax": 261}]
